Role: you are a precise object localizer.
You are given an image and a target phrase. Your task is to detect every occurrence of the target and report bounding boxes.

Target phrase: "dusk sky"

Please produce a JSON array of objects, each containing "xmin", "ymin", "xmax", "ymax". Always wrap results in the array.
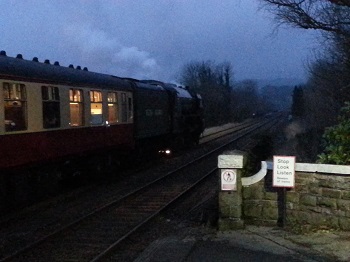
[{"xmin": 0, "ymin": 1, "xmax": 320, "ymax": 84}]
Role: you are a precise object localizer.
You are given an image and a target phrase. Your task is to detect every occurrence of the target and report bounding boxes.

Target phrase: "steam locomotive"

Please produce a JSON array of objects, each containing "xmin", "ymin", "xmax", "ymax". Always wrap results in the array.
[{"xmin": 0, "ymin": 51, "xmax": 204, "ymax": 172}]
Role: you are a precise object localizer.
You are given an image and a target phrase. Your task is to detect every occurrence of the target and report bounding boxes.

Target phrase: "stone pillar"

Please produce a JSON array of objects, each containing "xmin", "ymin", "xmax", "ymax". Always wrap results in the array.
[{"xmin": 218, "ymin": 150, "xmax": 245, "ymax": 230}]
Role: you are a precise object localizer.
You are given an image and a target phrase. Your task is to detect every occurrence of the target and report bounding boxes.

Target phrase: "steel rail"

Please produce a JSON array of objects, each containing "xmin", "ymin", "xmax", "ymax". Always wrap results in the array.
[
  {"xmin": 200, "ymin": 119, "xmax": 253, "ymax": 140},
  {"xmin": 1, "ymin": 116, "xmax": 280, "ymax": 262},
  {"xmin": 91, "ymin": 117, "xmax": 281, "ymax": 261},
  {"xmin": 91, "ymin": 167, "xmax": 218, "ymax": 262}
]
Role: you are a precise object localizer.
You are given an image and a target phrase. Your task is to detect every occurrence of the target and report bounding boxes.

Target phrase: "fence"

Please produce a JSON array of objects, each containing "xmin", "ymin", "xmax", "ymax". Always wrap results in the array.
[{"xmin": 218, "ymin": 151, "xmax": 350, "ymax": 231}]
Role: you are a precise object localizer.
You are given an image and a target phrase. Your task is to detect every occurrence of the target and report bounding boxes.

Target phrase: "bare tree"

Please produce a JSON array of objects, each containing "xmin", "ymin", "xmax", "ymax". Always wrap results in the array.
[
  {"xmin": 260, "ymin": 0, "xmax": 350, "ymax": 108},
  {"xmin": 232, "ymin": 80, "xmax": 262, "ymax": 121},
  {"xmin": 260, "ymin": 0, "xmax": 350, "ymax": 36},
  {"xmin": 260, "ymin": 0, "xmax": 350, "ymax": 161},
  {"xmin": 179, "ymin": 60, "xmax": 235, "ymax": 126}
]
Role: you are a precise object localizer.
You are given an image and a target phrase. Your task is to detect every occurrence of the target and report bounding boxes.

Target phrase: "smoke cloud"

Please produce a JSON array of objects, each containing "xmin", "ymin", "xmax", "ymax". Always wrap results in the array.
[{"xmin": 62, "ymin": 24, "xmax": 160, "ymax": 79}]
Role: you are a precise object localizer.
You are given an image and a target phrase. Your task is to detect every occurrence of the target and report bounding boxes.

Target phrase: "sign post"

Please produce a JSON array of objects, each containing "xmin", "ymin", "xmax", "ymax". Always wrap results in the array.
[
  {"xmin": 273, "ymin": 155, "xmax": 295, "ymax": 188},
  {"xmin": 273, "ymin": 155, "xmax": 295, "ymax": 227}
]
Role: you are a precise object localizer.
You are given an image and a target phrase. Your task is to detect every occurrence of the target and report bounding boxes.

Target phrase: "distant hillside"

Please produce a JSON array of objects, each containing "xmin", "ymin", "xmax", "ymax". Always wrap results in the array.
[
  {"xmin": 255, "ymin": 78, "xmax": 305, "ymax": 89},
  {"xmin": 257, "ymin": 78, "xmax": 305, "ymax": 111},
  {"xmin": 233, "ymin": 78, "xmax": 305, "ymax": 112}
]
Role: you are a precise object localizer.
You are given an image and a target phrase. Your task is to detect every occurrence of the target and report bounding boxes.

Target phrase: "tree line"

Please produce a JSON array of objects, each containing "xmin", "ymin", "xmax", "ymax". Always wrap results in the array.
[
  {"xmin": 261, "ymin": 0, "xmax": 350, "ymax": 164},
  {"xmin": 178, "ymin": 60, "xmax": 286, "ymax": 128}
]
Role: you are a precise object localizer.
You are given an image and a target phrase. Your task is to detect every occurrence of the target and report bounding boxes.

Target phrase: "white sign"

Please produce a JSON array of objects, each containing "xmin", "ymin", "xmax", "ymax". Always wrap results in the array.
[
  {"xmin": 218, "ymin": 154, "xmax": 244, "ymax": 169},
  {"xmin": 221, "ymin": 169, "xmax": 237, "ymax": 191},
  {"xmin": 273, "ymin": 156, "xmax": 295, "ymax": 188}
]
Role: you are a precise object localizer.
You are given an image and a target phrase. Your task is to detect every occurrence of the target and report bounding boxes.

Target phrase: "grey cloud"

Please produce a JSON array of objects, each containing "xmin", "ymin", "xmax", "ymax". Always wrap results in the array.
[{"xmin": 0, "ymin": 1, "xmax": 319, "ymax": 82}]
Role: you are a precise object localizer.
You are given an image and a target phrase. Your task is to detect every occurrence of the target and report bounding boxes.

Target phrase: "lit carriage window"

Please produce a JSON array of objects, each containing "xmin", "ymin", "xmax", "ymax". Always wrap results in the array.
[
  {"xmin": 3, "ymin": 82, "xmax": 27, "ymax": 132},
  {"xmin": 42, "ymin": 86, "xmax": 60, "ymax": 129},
  {"xmin": 90, "ymin": 90, "xmax": 103, "ymax": 125},
  {"xmin": 107, "ymin": 92, "xmax": 118, "ymax": 124},
  {"xmin": 69, "ymin": 89, "xmax": 84, "ymax": 126}
]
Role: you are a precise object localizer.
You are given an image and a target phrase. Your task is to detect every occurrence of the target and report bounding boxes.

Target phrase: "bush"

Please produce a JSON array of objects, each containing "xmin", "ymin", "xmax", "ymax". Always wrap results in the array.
[{"xmin": 318, "ymin": 102, "xmax": 350, "ymax": 165}]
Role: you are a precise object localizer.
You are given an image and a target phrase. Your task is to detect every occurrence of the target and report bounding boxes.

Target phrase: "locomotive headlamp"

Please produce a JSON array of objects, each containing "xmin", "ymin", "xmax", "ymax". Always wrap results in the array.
[
  {"xmin": 165, "ymin": 149, "xmax": 171, "ymax": 155},
  {"xmin": 158, "ymin": 148, "xmax": 172, "ymax": 156}
]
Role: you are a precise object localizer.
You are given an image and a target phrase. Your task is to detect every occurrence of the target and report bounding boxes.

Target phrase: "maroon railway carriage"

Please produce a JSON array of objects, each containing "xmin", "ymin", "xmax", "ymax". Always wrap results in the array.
[
  {"xmin": 0, "ymin": 52, "xmax": 205, "ymax": 171},
  {"xmin": 0, "ymin": 51, "xmax": 205, "ymax": 212},
  {"xmin": 0, "ymin": 51, "xmax": 134, "ymax": 170}
]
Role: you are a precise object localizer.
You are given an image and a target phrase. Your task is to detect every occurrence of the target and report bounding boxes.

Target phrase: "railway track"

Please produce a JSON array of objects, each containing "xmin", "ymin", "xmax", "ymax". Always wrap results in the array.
[
  {"xmin": 0, "ymin": 115, "xmax": 283, "ymax": 262},
  {"xmin": 200, "ymin": 120, "xmax": 252, "ymax": 142}
]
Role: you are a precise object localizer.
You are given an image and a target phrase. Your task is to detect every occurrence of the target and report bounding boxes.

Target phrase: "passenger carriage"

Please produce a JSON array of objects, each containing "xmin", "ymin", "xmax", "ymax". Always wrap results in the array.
[{"xmin": 0, "ymin": 51, "xmax": 134, "ymax": 169}]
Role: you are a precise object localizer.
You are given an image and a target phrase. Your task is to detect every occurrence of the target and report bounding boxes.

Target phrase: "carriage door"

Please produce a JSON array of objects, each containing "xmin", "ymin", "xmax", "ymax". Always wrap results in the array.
[{"xmin": 121, "ymin": 93, "xmax": 127, "ymax": 123}]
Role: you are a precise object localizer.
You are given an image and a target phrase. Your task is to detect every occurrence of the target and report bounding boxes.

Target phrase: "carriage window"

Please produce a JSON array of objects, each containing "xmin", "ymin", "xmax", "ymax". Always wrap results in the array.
[
  {"xmin": 42, "ymin": 86, "xmax": 60, "ymax": 128},
  {"xmin": 69, "ymin": 89, "xmax": 84, "ymax": 126},
  {"xmin": 3, "ymin": 82, "xmax": 27, "ymax": 132},
  {"xmin": 107, "ymin": 92, "xmax": 118, "ymax": 124},
  {"xmin": 90, "ymin": 90, "xmax": 103, "ymax": 125}
]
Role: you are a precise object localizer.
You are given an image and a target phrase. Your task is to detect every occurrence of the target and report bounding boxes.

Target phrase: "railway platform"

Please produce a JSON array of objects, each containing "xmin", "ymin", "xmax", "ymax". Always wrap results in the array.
[{"xmin": 135, "ymin": 225, "xmax": 350, "ymax": 261}]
